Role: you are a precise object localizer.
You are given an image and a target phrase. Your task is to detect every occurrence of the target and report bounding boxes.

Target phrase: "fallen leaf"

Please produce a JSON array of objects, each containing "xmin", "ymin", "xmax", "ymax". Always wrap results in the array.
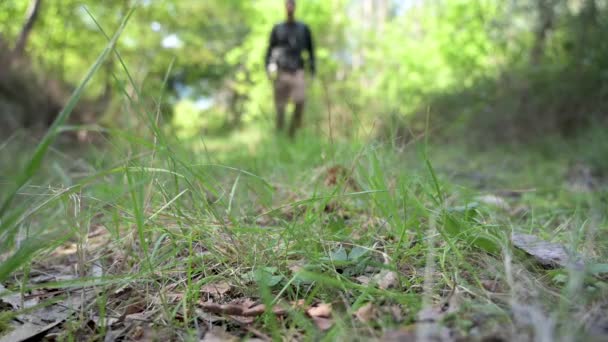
[
  {"xmin": 356, "ymin": 275, "xmax": 371, "ymax": 285},
  {"xmin": 200, "ymin": 299, "xmax": 336, "ymax": 331},
  {"xmin": 0, "ymin": 284, "xmax": 22, "ymax": 310},
  {"xmin": 287, "ymin": 259, "xmax": 306, "ymax": 273},
  {"xmin": 329, "ymin": 247, "xmax": 348, "ymax": 262},
  {"xmin": 374, "ymin": 270, "xmax": 399, "ymax": 290},
  {"xmin": 92, "ymin": 315, "xmax": 120, "ymax": 328},
  {"xmin": 355, "ymin": 303, "xmax": 376, "ymax": 323},
  {"xmin": 291, "ymin": 299, "xmax": 306, "ymax": 308},
  {"xmin": 0, "ymin": 291, "xmax": 90, "ymax": 342},
  {"xmin": 476, "ymin": 195, "xmax": 510, "ymax": 210},
  {"xmin": 195, "ymin": 308, "xmax": 224, "ymax": 324},
  {"xmin": 200, "ymin": 299, "xmax": 287, "ymax": 318},
  {"xmin": 325, "ymin": 165, "xmax": 359, "ymax": 190},
  {"xmin": 418, "ymin": 306, "xmax": 444, "ymax": 323},
  {"xmin": 228, "ymin": 315, "xmax": 256, "ymax": 325},
  {"xmin": 589, "ymin": 263, "xmax": 608, "ymax": 277},
  {"xmin": 201, "ymin": 326, "xmax": 239, "ymax": 342},
  {"xmin": 201, "ymin": 302, "xmax": 264, "ymax": 317},
  {"xmin": 510, "ymin": 205, "xmax": 530, "ymax": 218},
  {"xmin": 511, "ymin": 233, "xmax": 584, "ymax": 268},
  {"xmin": 481, "ymin": 279, "xmax": 501, "ymax": 292},
  {"xmin": 201, "ymin": 281, "xmax": 232, "ymax": 297},
  {"xmin": 125, "ymin": 312, "xmax": 153, "ymax": 323},
  {"xmin": 311, "ymin": 316, "xmax": 333, "ymax": 331},
  {"xmin": 123, "ymin": 300, "xmax": 146, "ymax": 316},
  {"xmin": 418, "ymin": 289, "xmax": 460, "ymax": 323},
  {"xmin": 150, "ymin": 292, "xmax": 183, "ymax": 305},
  {"xmin": 0, "ymin": 321, "xmax": 64, "ymax": 342},
  {"xmin": 130, "ymin": 325, "xmax": 145, "ymax": 340},
  {"xmin": 381, "ymin": 328, "xmax": 417, "ymax": 342},
  {"xmin": 348, "ymin": 246, "xmax": 369, "ymax": 261},
  {"xmin": 387, "ymin": 305, "xmax": 404, "ymax": 323},
  {"xmin": 243, "ymin": 268, "xmax": 284, "ymax": 287},
  {"xmin": 415, "ymin": 324, "xmax": 454, "ymax": 342},
  {"xmin": 90, "ymin": 262, "xmax": 103, "ymax": 278},
  {"xmin": 307, "ymin": 303, "xmax": 332, "ymax": 318},
  {"xmin": 305, "ymin": 302, "xmax": 334, "ymax": 330}
]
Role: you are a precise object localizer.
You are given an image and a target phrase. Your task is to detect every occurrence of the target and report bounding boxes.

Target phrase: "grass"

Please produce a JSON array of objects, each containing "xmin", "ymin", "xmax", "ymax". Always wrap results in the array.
[
  {"xmin": 1, "ymin": 121, "xmax": 606, "ymax": 340},
  {"xmin": 0, "ymin": 12, "xmax": 607, "ymax": 342}
]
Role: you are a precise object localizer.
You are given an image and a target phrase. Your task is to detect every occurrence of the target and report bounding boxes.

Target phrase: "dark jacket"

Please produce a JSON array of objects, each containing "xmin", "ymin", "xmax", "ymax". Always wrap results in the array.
[{"xmin": 265, "ymin": 21, "xmax": 315, "ymax": 75}]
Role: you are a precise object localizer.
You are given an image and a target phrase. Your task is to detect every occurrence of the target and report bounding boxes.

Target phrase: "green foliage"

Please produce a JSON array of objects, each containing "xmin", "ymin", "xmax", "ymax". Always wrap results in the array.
[
  {"xmin": 2, "ymin": 0, "xmax": 608, "ymax": 138},
  {"xmin": 0, "ymin": 7, "xmax": 131, "ymax": 283}
]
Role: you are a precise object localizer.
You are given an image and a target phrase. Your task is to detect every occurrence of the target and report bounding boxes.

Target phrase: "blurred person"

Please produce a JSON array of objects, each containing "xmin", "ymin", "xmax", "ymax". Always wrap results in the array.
[{"xmin": 265, "ymin": 0, "xmax": 316, "ymax": 138}]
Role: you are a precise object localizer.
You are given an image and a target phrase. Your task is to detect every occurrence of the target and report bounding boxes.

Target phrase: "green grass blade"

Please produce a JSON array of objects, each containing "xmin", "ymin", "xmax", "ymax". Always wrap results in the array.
[{"xmin": 0, "ymin": 9, "xmax": 134, "ymax": 219}]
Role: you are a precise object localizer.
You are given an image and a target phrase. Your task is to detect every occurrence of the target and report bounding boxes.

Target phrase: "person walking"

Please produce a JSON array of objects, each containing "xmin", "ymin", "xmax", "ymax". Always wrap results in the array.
[{"xmin": 265, "ymin": 0, "xmax": 316, "ymax": 138}]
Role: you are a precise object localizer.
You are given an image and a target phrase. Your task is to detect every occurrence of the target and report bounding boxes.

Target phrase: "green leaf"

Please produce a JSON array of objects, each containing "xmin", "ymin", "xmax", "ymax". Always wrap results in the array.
[
  {"xmin": 348, "ymin": 246, "xmax": 369, "ymax": 261},
  {"xmin": 441, "ymin": 211, "xmax": 499, "ymax": 254},
  {"xmin": 266, "ymin": 275, "xmax": 284, "ymax": 287},
  {"xmin": 589, "ymin": 263, "xmax": 608, "ymax": 276},
  {"xmin": 448, "ymin": 202, "xmax": 479, "ymax": 215},
  {"xmin": 253, "ymin": 268, "xmax": 284, "ymax": 288},
  {"xmin": 329, "ymin": 247, "xmax": 348, "ymax": 262}
]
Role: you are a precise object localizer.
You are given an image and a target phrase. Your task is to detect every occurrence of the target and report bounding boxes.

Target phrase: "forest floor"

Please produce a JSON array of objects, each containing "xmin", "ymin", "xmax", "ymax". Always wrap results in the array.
[{"xmin": 0, "ymin": 127, "xmax": 607, "ymax": 342}]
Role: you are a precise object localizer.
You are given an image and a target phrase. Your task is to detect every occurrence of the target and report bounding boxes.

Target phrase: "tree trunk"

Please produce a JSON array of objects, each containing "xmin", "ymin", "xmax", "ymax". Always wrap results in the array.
[
  {"xmin": 530, "ymin": 0, "xmax": 555, "ymax": 66},
  {"xmin": 375, "ymin": 0, "xmax": 389, "ymax": 32},
  {"xmin": 579, "ymin": 0, "xmax": 597, "ymax": 47},
  {"xmin": 12, "ymin": 0, "xmax": 43, "ymax": 58}
]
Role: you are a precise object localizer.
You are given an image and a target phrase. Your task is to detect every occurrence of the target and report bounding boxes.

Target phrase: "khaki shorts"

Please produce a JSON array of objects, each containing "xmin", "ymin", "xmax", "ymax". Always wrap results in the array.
[{"xmin": 274, "ymin": 70, "xmax": 306, "ymax": 106}]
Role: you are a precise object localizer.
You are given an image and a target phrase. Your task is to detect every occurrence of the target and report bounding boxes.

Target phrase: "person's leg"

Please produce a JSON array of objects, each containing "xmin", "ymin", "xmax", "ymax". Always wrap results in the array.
[
  {"xmin": 289, "ymin": 103, "xmax": 304, "ymax": 138},
  {"xmin": 288, "ymin": 70, "xmax": 307, "ymax": 138},
  {"xmin": 275, "ymin": 100, "xmax": 286, "ymax": 131},
  {"xmin": 274, "ymin": 73, "xmax": 289, "ymax": 132}
]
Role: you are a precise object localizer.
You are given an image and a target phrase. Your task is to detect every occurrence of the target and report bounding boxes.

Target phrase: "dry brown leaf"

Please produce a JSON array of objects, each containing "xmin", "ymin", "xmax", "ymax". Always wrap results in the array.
[
  {"xmin": 0, "ymin": 284, "xmax": 22, "ymax": 310},
  {"xmin": 481, "ymin": 279, "xmax": 501, "ymax": 293},
  {"xmin": 311, "ymin": 316, "xmax": 334, "ymax": 331},
  {"xmin": 387, "ymin": 305, "xmax": 404, "ymax": 323},
  {"xmin": 306, "ymin": 302, "xmax": 333, "ymax": 330},
  {"xmin": 201, "ymin": 281, "xmax": 232, "ymax": 297},
  {"xmin": 125, "ymin": 312, "xmax": 153, "ymax": 323},
  {"xmin": 381, "ymin": 328, "xmax": 417, "ymax": 342},
  {"xmin": 238, "ymin": 297, "xmax": 258, "ymax": 308},
  {"xmin": 324, "ymin": 165, "xmax": 346, "ymax": 186},
  {"xmin": 355, "ymin": 303, "xmax": 376, "ymax": 323},
  {"xmin": 307, "ymin": 303, "xmax": 332, "ymax": 318},
  {"xmin": 0, "ymin": 321, "xmax": 64, "ymax": 342},
  {"xmin": 201, "ymin": 326, "xmax": 239, "ymax": 342},
  {"xmin": 476, "ymin": 194, "xmax": 510, "ymax": 210},
  {"xmin": 356, "ymin": 275, "xmax": 371, "ymax": 285},
  {"xmin": 287, "ymin": 260, "xmax": 306, "ymax": 274},
  {"xmin": 90, "ymin": 262, "xmax": 103, "ymax": 278},
  {"xmin": 375, "ymin": 270, "xmax": 399, "ymax": 290},
  {"xmin": 0, "ymin": 290, "xmax": 91, "ymax": 342},
  {"xmin": 511, "ymin": 233, "xmax": 584, "ymax": 268},
  {"xmin": 417, "ymin": 306, "xmax": 444, "ymax": 323},
  {"xmin": 200, "ymin": 299, "xmax": 288, "ymax": 319},
  {"xmin": 323, "ymin": 165, "xmax": 359, "ymax": 190},
  {"xmin": 123, "ymin": 300, "xmax": 146, "ymax": 316},
  {"xmin": 510, "ymin": 204, "xmax": 530, "ymax": 218},
  {"xmin": 200, "ymin": 299, "xmax": 337, "ymax": 331},
  {"xmin": 201, "ymin": 302, "xmax": 265, "ymax": 317},
  {"xmin": 130, "ymin": 325, "xmax": 145, "ymax": 340},
  {"xmin": 418, "ymin": 290, "xmax": 460, "ymax": 324},
  {"xmin": 199, "ymin": 299, "xmax": 296, "ymax": 327},
  {"xmin": 150, "ymin": 292, "xmax": 183, "ymax": 306},
  {"xmin": 228, "ymin": 315, "xmax": 256, "ymax": 325}
]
